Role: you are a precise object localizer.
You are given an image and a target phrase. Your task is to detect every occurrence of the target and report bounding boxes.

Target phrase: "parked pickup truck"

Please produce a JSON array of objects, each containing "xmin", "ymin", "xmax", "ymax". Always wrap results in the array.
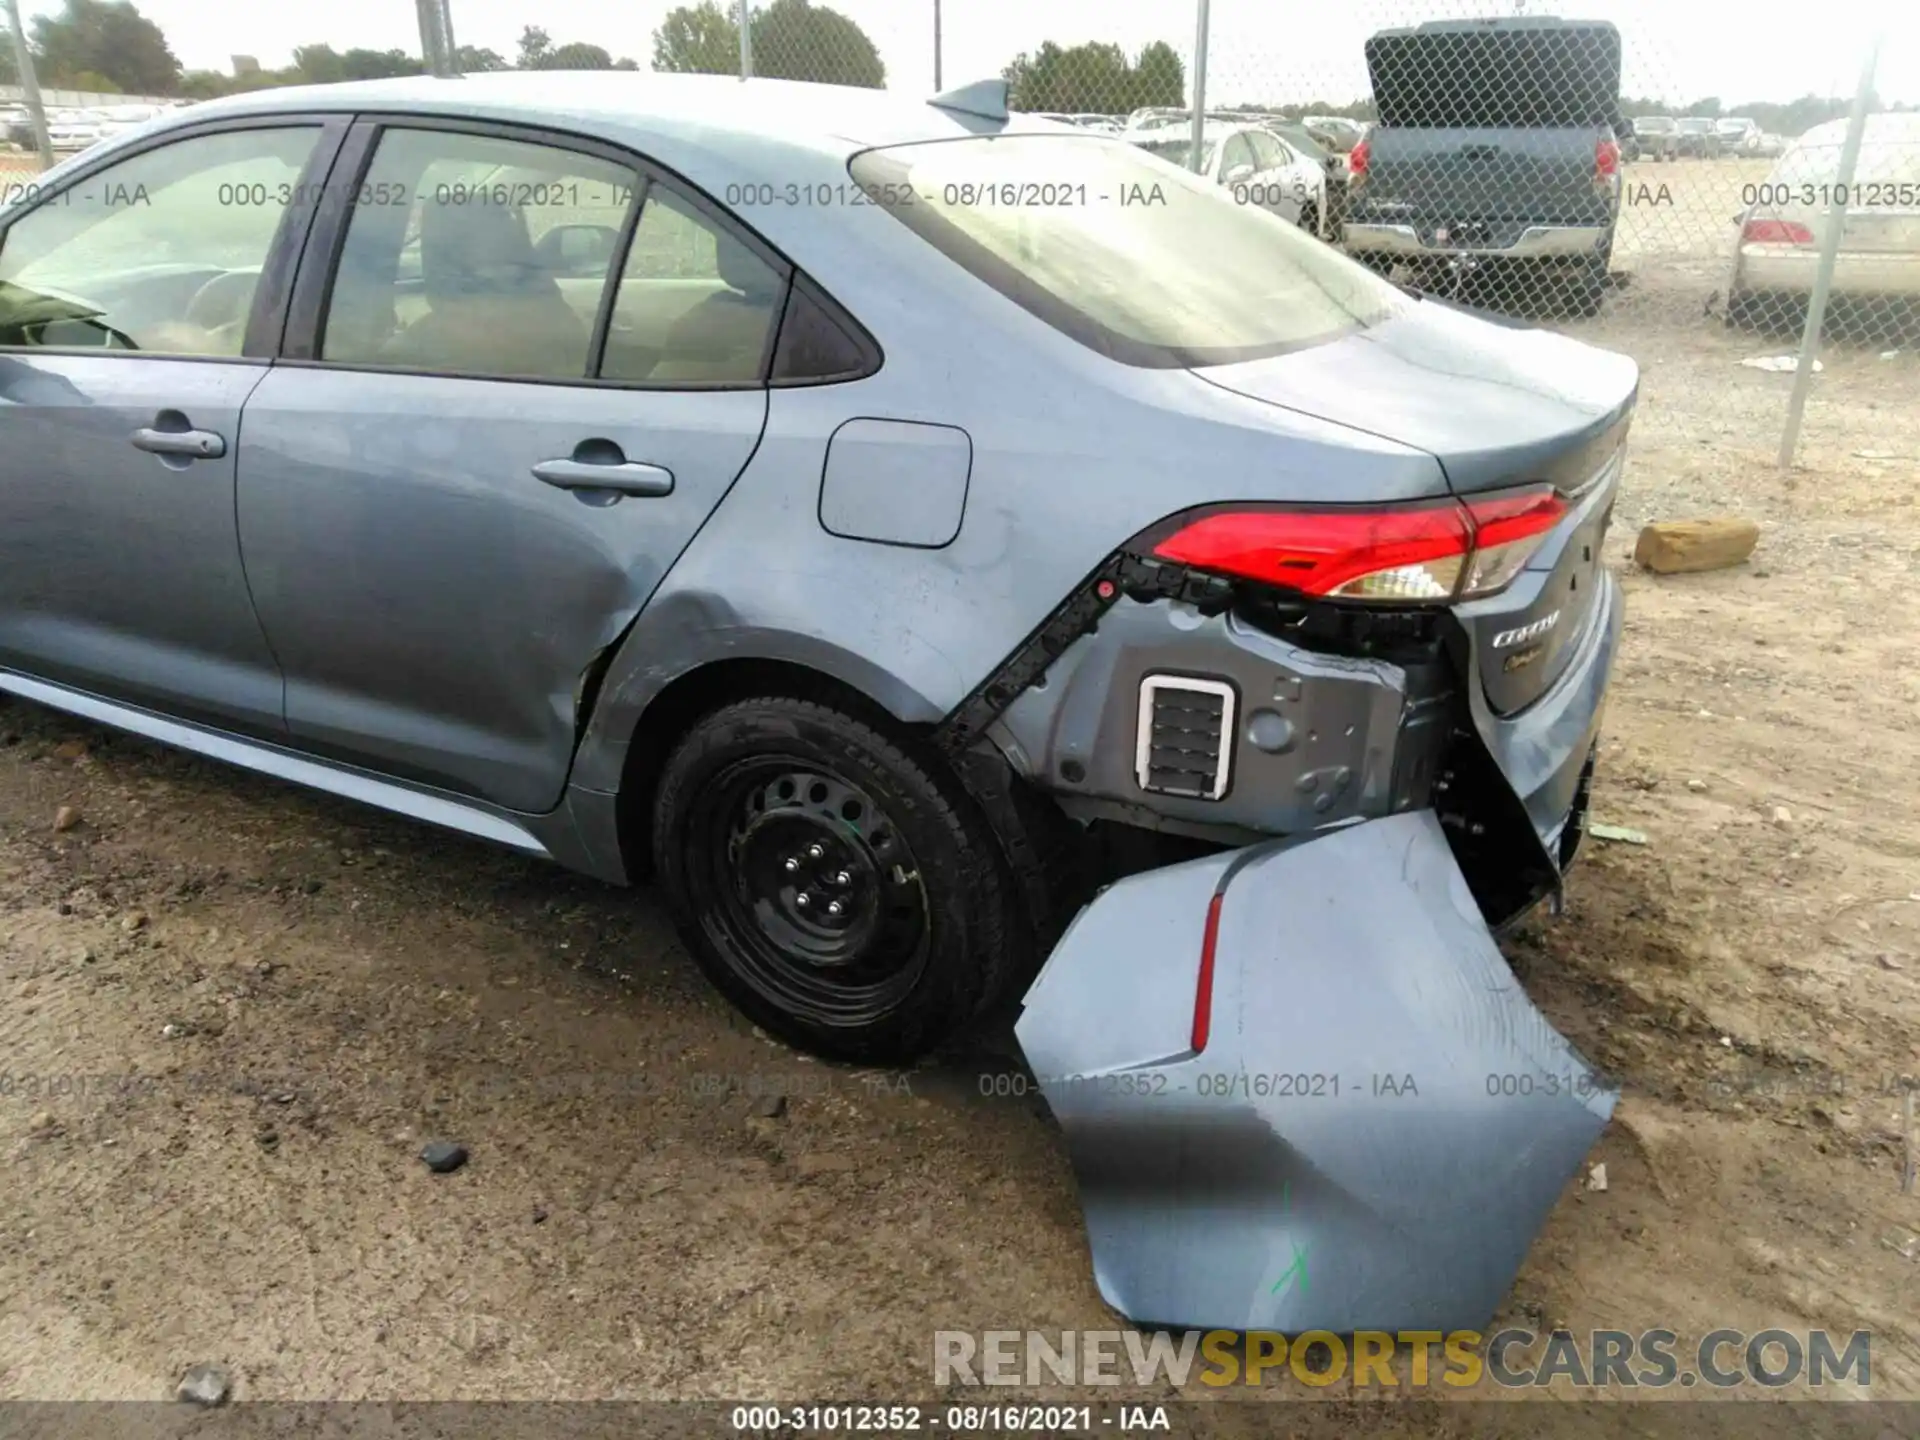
[{"xmin": 1343, "ymin": 16, "xmax": 1625, "ymax": 316}]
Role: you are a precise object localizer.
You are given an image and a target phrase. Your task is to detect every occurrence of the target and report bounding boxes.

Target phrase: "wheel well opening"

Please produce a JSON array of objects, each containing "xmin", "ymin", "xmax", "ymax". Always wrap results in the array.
[{"xmin": 613, "ymin": 658, "xmax": 918, "ymax": 881}]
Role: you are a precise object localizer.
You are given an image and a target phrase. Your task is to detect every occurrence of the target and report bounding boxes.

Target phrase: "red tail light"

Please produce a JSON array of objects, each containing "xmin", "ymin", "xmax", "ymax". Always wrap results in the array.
[
  {"xmin": 1150, "ymin": 488, "xmax": 1568, "ymax": 605},
  {"xmin": 1347, "ymin": 136, "xmax": 1370, "ymax": 183},
  {"xmin": 1191, "ymin": 891, "xmax": 1224, "ymax": 1054},
  {"xmin": 1595, "ymin": 136, "xmax": 1621, "ymax": 179},
  {"xmin": 1742, "ymin": 218, "xmax": 1813, "ymax": 245}
]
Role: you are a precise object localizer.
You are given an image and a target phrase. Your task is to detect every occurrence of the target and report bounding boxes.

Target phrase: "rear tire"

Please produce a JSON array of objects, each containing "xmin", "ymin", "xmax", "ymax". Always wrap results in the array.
[
  {"xmin": 1299, "ymin": 201, "xmax": 1321, "ymax": 239},
  {"xmin": 1564, "ymin": 255, "xmax": 1609, "ymax": 318},
  {"xmin": 651, "ymin": 695, "xmax": 1032, "ymax": 1064}
]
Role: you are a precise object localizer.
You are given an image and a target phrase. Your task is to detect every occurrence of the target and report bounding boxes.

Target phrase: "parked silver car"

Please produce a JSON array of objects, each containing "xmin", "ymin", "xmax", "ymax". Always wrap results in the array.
[
  {"xmin": 0, "ymin": 71, "xmax": 1629, "ymax": 1336},
  {"xmin": 1128, "ymin": 120, "xmax": 1329, "ymax": 236}
]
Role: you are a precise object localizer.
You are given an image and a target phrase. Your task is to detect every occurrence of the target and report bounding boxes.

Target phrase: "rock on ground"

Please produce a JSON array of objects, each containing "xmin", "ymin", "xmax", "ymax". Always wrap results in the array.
[{"xmin": 1634, "ymin": 518, "xmax": 1761, "ymax": 575}]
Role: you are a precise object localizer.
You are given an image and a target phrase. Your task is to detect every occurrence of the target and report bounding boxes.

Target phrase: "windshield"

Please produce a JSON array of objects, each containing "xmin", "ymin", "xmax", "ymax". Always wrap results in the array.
[
  {"xmin": 848, "ymin": 134, "xmax": 1404, "ymax": 369},
  {"xmin": 1678, "ymin": 119, "xmax": 1714, "ymax": 133},
  {"xmin": 1637, "ymin": 117, "xmax": 1675, "ymax": 132}
]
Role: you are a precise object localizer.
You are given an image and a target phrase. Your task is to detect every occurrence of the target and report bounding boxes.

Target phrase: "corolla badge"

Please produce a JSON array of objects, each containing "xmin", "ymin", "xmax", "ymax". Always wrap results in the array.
[{"xmin": 1491, "ymin": 611, "xmax": 1561, "ymax": 650}]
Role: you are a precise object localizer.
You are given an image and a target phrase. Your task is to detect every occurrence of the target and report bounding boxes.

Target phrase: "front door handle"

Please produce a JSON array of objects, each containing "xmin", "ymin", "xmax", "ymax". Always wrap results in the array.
[
  {"xmin": 531, "ymin": 456, "xmax": 674, "ymax": 498},
  {"xmin": 131, "ymin": 425, "xmax": 226, "ymax": 459}
]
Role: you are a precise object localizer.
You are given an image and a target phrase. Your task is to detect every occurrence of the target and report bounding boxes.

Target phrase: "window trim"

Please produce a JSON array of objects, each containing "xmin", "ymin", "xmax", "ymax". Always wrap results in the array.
[
  {"xmin": 280, "ymin": 111, "xmax": 868, "ymax": 394},
  {"xmin": 0, "ymin": 113, "xmax": 352, "ymax": 365}
]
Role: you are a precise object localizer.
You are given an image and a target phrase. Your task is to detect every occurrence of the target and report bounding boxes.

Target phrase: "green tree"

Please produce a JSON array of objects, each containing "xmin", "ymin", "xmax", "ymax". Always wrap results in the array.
[
  {"xmin": 1003, "ymin": 38, "xmax": 1182, "ymax": 113},
  {"xmin": 751, "ymin": 0, "xmax": 884, "ymax": 88},
  {"xmin": 179, "ymin": 68, "xmax": 237, "ymax": 99},
  {"xmin": 1129, "ymin": 41, "xmax": 1185, "ymax": 109},
  {"xmin": 31, "ymin": 0, "xmax": 181, "ymax": 94},
  {"xmin": 651, "ymin": 0, "xmax": 740, "ymax": 76},
  {"xmin": 291, "ymin": 44, "xmax": 346, "ymax": 84},
  {"xmin": 517, "ymin": 26, "xmax": 552, "ymax": 69},
  {"xmin": 537, "ymin": 41, "xmax": 614, "ymax": 70},
  {"xmin": 652, "ymin": 0, "xmax": 884, "ymax": 87},
  {"xmin": 455, "ymin": 45, "xmax": 508, "ymax": 72}
]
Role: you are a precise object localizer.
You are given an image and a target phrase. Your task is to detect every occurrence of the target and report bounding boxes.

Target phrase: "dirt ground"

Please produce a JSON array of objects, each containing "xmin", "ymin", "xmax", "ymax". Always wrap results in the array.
[{"xmin": 2, "ymin": 151, "xmax": 1919, "ymax": 1415}]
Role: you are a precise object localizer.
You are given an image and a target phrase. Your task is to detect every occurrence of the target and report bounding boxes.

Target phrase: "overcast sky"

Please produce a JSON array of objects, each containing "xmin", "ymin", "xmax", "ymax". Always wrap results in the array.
[{"xmin": 29, "ymin": 0, "xmax": 1920, "ymax": 105}]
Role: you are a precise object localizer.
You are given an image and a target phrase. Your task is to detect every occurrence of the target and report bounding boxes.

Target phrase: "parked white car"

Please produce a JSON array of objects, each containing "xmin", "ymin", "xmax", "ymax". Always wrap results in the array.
[
  {"xmin": 94, "ymin": 103, "xmax": 169, "ymax": 141},
  {"xmin": 1728, "ymin": 112, "xmax": 1920, "ymax": 322},
  {"xmin": 1715, "ymin": 117, "xmax": 1764, "ymax": 156},
  {"xmin": 45, "ymin": 109, "xmax": 105, "ymax": 150},
  {"xmin": 1128, "ymin": 122, "xmax": 1329, "ymax": 238}
]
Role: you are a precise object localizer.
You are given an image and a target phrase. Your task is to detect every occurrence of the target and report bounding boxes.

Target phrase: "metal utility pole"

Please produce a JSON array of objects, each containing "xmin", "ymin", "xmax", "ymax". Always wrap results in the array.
[
  {"xmin": 415, "ymin": 0, "xmax": 457, "ymax": 77},
  {"xmin": 737, "ymin": 0, "xmax": 752, "ymax": 79},
  {"xmin": 933, "ymin": 0, "xmax": 942, "ymax": 90},
  {"xmin": 4, "ymin": 0, "xmax": 52, "ymax": 170},
  {"xmin": 1778, "ymin": 35, "xmax": 1881, "ymax": 469},
  {"xmin": 1187, "ymin": 0, "xmax": 1211, "ymax": 173}
]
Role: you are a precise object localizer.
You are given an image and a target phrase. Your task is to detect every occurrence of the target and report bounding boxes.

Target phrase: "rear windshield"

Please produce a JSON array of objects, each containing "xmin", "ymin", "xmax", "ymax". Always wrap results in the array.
[
  {"xmin": 847, "ymin": 134, "xmax": 1404, "ymax": 369},
  {"xmin": 1365, "ymin": 24, "xmax": 1621, "ymax": 128}
]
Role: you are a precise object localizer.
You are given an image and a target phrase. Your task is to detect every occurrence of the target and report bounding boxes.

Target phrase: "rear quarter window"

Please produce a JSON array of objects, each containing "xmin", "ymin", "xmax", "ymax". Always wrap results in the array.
[{"xmin": 848, "ymin": 134, "xmax": 1405, "ymax": 369}]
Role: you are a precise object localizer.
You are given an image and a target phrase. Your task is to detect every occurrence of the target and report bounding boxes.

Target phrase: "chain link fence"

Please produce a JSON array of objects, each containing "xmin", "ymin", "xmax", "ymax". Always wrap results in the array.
[{"xmin": 746, "ymin": 0, "xmax": 1909, "ymax": 468}]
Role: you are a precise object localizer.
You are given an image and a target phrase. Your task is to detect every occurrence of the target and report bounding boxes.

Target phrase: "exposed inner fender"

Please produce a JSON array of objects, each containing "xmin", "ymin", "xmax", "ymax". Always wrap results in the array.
[{"xmin": 1015, "ymin": 809, "xmax": 1616, "ymax": 1335}]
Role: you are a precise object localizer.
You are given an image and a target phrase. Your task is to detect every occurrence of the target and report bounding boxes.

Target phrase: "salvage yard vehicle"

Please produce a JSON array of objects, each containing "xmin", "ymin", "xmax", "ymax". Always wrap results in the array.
[
  {"xmin": 1127, "ymin": 121, "xmax": 1329, "ymax": 236},
  {"xmin": 1715, "ymin": 116, "xmax": 1764, "ymax": 157},
  {"xmin": 0, "ymin": 70, "xmax": 1626, "ymax": 1335},
  {"xmin": 1726, "ymin": 112, "xmax": 1920, "ymax": 331},
  {"xmin": 1343, "ymin": 16, "xmax": 1625, "ymax": 316},
  {"xmin": 1632, "ymin": 113, "xmax": 1678, "ymax": 161}
]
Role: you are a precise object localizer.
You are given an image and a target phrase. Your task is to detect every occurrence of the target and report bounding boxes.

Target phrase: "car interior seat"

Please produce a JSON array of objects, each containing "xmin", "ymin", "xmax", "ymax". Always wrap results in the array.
[
  {"xmin": 646, "ymin": 230, "xmax": 784, "ymax": 383},
  {"xmin": 381, "ymin": 194, "xmax": 589, "ymax": 379}
]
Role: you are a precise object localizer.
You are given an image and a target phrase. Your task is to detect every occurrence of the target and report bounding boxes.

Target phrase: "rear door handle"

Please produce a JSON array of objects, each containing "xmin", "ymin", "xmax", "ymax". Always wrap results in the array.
[
  {"xmin": 531, "ymin": 457, "xmax": 674, "ymax": 497},
  {"xmin": 131, "ymin": 426, "xmax": 226, "ymax": 459}
]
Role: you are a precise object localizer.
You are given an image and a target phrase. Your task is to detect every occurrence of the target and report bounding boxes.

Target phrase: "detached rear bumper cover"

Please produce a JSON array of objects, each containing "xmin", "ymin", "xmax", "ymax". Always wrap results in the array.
[{"xmin": 1014, "ymin": 809, "xmax": 1616, "ymax": 1334}]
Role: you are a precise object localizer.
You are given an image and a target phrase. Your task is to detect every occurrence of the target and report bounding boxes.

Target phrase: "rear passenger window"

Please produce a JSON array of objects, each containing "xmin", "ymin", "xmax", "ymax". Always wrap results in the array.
[
  {"xmin": 599, "ymin": 187, "xmax": 786, "ymax": 385},
  {"xmin": 320, "ymin": 127, "xmax": 637, "ymax": 380}
]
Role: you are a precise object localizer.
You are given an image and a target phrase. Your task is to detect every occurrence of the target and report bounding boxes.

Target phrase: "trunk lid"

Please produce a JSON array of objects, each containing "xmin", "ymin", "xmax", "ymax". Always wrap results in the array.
[{"xmin": 1192, "ymin": 300, "xmax": 1635, "ymax": 714}]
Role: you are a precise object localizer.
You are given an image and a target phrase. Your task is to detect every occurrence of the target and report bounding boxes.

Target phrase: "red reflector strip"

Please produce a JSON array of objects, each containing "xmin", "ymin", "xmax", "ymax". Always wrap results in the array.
[{"xmin": 1191, "ymin": 891, "xmax": 1225, "ymax": 1054}]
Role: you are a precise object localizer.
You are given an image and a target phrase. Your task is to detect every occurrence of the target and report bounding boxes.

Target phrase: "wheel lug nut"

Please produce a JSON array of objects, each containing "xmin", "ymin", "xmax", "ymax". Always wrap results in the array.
[
  {"xmin": 795, "ymin": 892, "xmax": 811, "ymax": 909},
  {"xmin": 783, "ymin": 857, "xmax": 800, "ymax": 873},
  {"xmin": 833, "ymin": 870, "xmax": 851, "ymax": 887},
  {"xmin": 826, "ymin": 901, "xmax": 843, "ymax": 918},
  {"xmin": 806, "ymin": 843, "xmax": 825, "ymax": 860}
]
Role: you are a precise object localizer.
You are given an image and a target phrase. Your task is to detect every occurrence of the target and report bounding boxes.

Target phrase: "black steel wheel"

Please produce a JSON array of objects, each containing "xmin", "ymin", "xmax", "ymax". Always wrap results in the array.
[
  {"xmin": 651, "ymin": 695, "xmax": 1033, "ymax": 1063},
  {"xmin": 703, "ymin": 759, "xmax": 929, "ymax": 1027}
]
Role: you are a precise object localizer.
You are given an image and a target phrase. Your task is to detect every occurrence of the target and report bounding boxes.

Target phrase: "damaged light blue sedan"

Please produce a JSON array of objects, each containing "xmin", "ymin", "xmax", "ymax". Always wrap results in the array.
[{"xmin": 0, "ymin": 71, "xmax": 1623, "ymax": 1337}]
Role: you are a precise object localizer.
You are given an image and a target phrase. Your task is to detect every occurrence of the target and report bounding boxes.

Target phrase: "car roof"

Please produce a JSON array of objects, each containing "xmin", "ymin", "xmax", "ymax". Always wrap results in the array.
[{"xmin": 166, "ymin": 71, "xmax": 1007, "ymax": 161}]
